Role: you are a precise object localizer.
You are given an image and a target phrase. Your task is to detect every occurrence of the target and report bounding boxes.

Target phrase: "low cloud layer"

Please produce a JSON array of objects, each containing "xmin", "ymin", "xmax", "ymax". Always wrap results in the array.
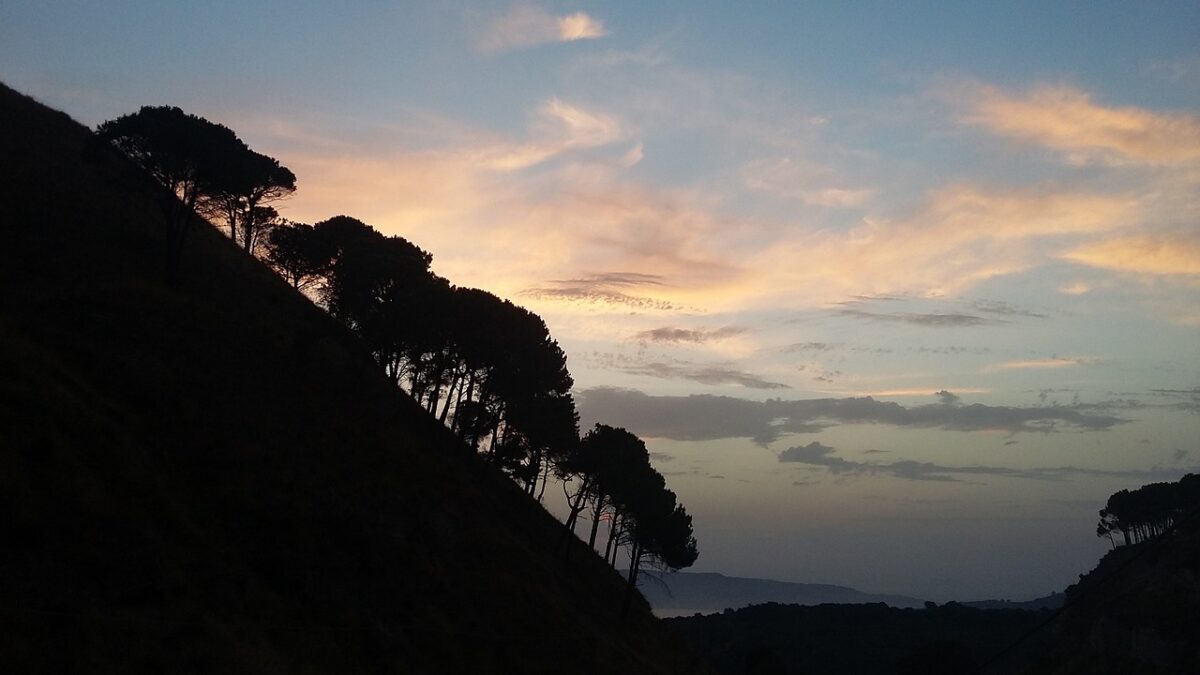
[
  {"xmin": 779, "ymin": 441, "xmax": 1192, "ymax": 483},
  {"xmin": 577, "ymin": 387, "xmax": 1125, "ymax": 445}
]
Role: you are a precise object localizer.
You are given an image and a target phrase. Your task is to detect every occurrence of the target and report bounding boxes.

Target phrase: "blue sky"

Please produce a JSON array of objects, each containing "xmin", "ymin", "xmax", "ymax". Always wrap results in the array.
[{"xmin": 4, "ymin": 1, "xmax": 1198, "ymax": 600}]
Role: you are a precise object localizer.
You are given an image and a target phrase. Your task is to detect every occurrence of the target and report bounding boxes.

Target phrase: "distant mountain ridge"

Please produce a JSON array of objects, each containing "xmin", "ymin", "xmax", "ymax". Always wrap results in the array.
[
  {"xmin": 962, "ymin": 592, "xmax": 1064, "ymax": 611},
  {"xmin": 637, "ymin": 571, "xmax": 926, "ymax": 616}
]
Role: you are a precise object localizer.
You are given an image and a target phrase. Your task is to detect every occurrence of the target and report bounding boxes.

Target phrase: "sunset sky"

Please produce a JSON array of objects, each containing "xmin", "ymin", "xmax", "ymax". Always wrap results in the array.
[{"xmin": 4, "ymin": 1, "xmax": 1198, "ymax": 600}]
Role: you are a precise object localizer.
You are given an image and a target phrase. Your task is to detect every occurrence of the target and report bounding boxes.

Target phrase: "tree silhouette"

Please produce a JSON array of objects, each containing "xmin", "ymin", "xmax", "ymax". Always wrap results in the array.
[
  {"xmin": 1097, "ymin": 473, "xmax": 1199, "ymax": 547},
  {"xmin": 96, "ymin": 106, "xmax": 244, "ymax": 280},
  {"xmin": 263, "ymin": 221, "xmax": 335, "ymax": 291},
  {"xmin": 206, "ymin": 149, "xmax": 296, "ymax": 253}
]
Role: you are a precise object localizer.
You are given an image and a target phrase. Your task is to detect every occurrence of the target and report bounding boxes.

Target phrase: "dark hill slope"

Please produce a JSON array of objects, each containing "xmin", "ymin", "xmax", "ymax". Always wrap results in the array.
[
  {"xmin": 0, "ymin": 83, "xmax": 705, "ymax": 673},
  {"xmin": 1027, "ymin": 514, "xmax": 1200, "ymax": 674}
]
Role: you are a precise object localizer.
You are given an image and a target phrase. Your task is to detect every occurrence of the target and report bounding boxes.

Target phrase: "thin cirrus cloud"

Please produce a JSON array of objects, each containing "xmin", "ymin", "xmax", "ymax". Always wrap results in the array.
[
  {"xmin": 478, "ymin": 5, "xmax": 607, "ymax": 53},
  {"xmin": 478, "ymin": 97, "xmax": 626, "ymax": 171},
  {"xmin": 577, "ymin": 387, "xmax": 1125, "ymax": 446},
  {"xmin": 745, "ymin": 184, "xmax": 1135, "ymax": 306},
  {"xmin": 741, "ymin": 156, "xmax": 872, "ymax": 208},
  {"xmin": 952, "ymin": 80, "xmax": 1200, "ymax": 166}
]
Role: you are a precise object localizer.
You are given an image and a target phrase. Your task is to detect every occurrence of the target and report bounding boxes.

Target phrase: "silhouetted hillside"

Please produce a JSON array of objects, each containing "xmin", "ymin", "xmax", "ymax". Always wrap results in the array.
[
  {"xmin": 1028, "ymin": 512, "xmax": 1200, "ymax": 674},
  {"xmin": 666, "ymin": 602, "xmax": 1051, "ymax": 675},
  {"xmin": 0, "ymin": 82, "xmax": 707, "ymax": 673},
  {"xmin": 637, "ymin": 572, "xmax": 924, "ymax": 616}
]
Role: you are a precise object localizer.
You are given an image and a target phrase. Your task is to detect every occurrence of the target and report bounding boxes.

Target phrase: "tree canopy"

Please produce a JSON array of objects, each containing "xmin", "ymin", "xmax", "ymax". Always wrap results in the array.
[
  {"xmin": 1097, "ymin": 473, "xmax": 1199, "ymax": 547},
  {"xmin": 96, "ymin": 106, "xmax": 246, "ymax": 279}
]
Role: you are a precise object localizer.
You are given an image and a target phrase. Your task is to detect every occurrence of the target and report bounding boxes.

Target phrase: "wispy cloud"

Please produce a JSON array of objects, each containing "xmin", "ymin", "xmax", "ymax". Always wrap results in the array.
[
  {"xmin": 619, "ymin": 362, "xmax": 790, "ymax": 389},
  {"xmin": 523, "ymin": 273, "xmax": 683, "ymax": 311},
  {"xmin": 586, "ymin": 352, "xmax": 788, "ymax": 389},
  {"xmin": 747, "ymin": 184, "xmax": 1135, "ymax": 305},
  {"xmin": 1062, "ymin": 231, "xmax": 1200, "ymax": 277},
  {"xmin": 479, "ymin": 97, "xmax": 625, "ymax": 170},
  {"xmin": 478, "ymin": 5, "xmax": 607, "ymax": 53},
  {"xmin": 984, "ymin": 357, "xmax": 1096, "ymax": 372},
  {"xmin": 951, "ymin": 81, "xmax": 1200, "ymax": 166},
  {"xmin": 742, "ymin": 156, "xmax": 871, "ymax": 207},
  {"xmin": 634, "ymin": 326, "xmax": 746, "ymax": 344},
  {"xmin": 834, "ymin": 308, "xmax": 1000, "ymax": 327},
  {"xmin": 578, "ymin": 387, "xmax": 1126, "ymax": 445}
]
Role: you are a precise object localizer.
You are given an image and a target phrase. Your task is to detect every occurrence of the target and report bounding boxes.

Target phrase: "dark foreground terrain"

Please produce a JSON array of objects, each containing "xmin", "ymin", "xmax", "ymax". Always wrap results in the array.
[
  {"xmin": 0, "ymin": 83, "xmax": 706, "ymax": 673},
  {"xmin": 668, "ymin": 511, "xmax": 1200, "ymax": 674}
]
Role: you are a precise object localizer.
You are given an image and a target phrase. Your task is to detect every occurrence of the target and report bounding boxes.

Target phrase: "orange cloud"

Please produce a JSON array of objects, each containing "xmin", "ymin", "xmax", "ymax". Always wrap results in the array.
[
  {"xmin": 984, "ymin": 357, "xmax": 1095, "ymax": 372},
  {"xmin": 954, "ymin": 82, "xmax": 1200, "ymax": 165},
  {"xmin": 741, "ymin": 185, "xmax": 1136, "ymax": 307},
  {"xmin": 478, "ymin": 5, "xmax": 606, "ymax": 53},
  {"xmin": 1063, "ymin": 232, "xmax": 1200, "ymax": 276}
]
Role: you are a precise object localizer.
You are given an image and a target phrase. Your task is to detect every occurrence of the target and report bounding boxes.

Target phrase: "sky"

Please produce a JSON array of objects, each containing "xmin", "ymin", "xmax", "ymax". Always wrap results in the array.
[{"xmin": 3, "ymin": 1, "xmax": 1198, "ymax": 601}]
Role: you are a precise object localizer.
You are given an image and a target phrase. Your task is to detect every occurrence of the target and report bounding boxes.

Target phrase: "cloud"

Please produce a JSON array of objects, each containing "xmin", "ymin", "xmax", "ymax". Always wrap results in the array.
[
  {"xmin": 729, "ymin": 183, "xmax": 1133, "ymax": 307},
  {"xmin": 620, "ymin": 142, "xmax": 644, "ymax": 167},
  {"xmin": 523, "ymin": 272, "xmax": 684, "ymax": 311},
  {"xmin": 1062, "ymin": 231, "xmax": 1200, "ymax": 277},
  {"xmin": 970, "ymin": 300, "xmax": 1048, "ymax": 319},
  {"xmin": 482, "ymin": 97, "xmax": 626, "ymax": 170},
  {"xmin": 778, "ymin": 441, "xmax": 1194, "ymax": 483},
  {"xmin": 634, "ymin": 326, "xmax": 746, "ymax": 344},
  {"xmin": 935, "ymin": 390, "xmax": 960, "ymax": 405},
  {"xmin": 835, "ymin": 308, "xmax": 1000, "ymax": 327},
  {"xmin": 742, "ymin": 156, "xmax": 871, "ymax": 207},
  {"xmin": 577, "ymin": 387, "xmax": 1126, "ymax": 445},
  {"xmin": 1058, "ymin": 282, "xmax": 1091, "ymax": 295},
  {"xmin": 588, "ymin": 354, "xmax": 789, "ymax": 390},
  {"xmin": 984, "ymin": 357, "xmax": 1095, "ymax": 372},
  {"xmin": 785, "ymin": 341, "xmax": 841, "ymax": 352},
  {"xmin": 952, "ymin": 81, "xmax": 1200, "ymax": 166},
  {"xmin": 478, "ymin": 5, "xmax": 607, "ymax": 53}
]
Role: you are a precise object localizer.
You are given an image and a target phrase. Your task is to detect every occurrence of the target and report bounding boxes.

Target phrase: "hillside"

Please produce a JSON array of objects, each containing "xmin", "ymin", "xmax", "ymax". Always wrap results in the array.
[
  {"xmin": 1027, "ymin": 513, "xmax": 1200, "ymax": 674},
  {"xmin": 666, "ymin": 602, "xmax": 1052, "ymax": 674},
  {"xmin": 638, "ymin": 572, "xmax": 924, "ymax": 617},
  {"xmin": 0, "ymin": 83, "xmax": 707, "ymax": 673}
]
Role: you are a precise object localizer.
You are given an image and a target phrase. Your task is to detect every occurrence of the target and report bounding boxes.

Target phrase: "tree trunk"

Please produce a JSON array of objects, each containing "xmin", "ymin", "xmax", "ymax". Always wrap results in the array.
[
  {"xmin": 587, "ymin": 493, "xmax": 606, "ymax": 550},
  {"xmin": 439, "ymin": 370, "xmax": 461, "ymax": 424},
  {"xmin": 621, "ymin": 541, "xmax": 642, "ymax": 619},
  {"xmin": 603, "ymin": 507, "xmax": 622, "ymax": 564}
]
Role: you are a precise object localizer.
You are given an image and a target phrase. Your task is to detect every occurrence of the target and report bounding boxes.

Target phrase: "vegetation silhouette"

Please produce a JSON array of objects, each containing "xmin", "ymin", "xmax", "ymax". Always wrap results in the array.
[
  {"xmin": 667, "ymin": 472, "xmax": 1200, "ymax": 674},
  {"xmin": 1, "ymin": 81, "xmax": 709, "ymax": 673},
  {"xmin": 94, "ymin": 106, "xmax": 274, "ymax": 281},
  {"xmin": 1096, "ymin": 473, "xmax": 1198, "ymax": 547},
  {"xmin": 93, "ymin": 99, "xmax": 699, "ymax": 592}
]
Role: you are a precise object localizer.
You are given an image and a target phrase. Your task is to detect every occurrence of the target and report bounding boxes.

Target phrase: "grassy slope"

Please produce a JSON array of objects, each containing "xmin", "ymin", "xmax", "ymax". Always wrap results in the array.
[{"xmin": 0, "ymin": 83, "xmax": 706, "ymax": 674}]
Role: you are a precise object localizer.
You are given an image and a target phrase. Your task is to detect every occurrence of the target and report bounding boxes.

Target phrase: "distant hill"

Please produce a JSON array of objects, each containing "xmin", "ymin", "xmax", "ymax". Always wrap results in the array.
[
  {"xmin": 0, "ymin": 82, "xmax": 706, "ymax": 673},
  {"xmin": 962, "ymin": 592, "xmax": 1064, "ymax": 611},
  {"xmin": 637, "ymin": 572, "xmax": 925, "ymax": 616}
]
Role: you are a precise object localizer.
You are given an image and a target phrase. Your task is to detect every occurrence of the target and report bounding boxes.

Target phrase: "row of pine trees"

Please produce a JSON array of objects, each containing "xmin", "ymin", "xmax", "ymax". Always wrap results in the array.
[{"xmin": 92, "ymin": 105, "xmax": 699, "ymax": 612}]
